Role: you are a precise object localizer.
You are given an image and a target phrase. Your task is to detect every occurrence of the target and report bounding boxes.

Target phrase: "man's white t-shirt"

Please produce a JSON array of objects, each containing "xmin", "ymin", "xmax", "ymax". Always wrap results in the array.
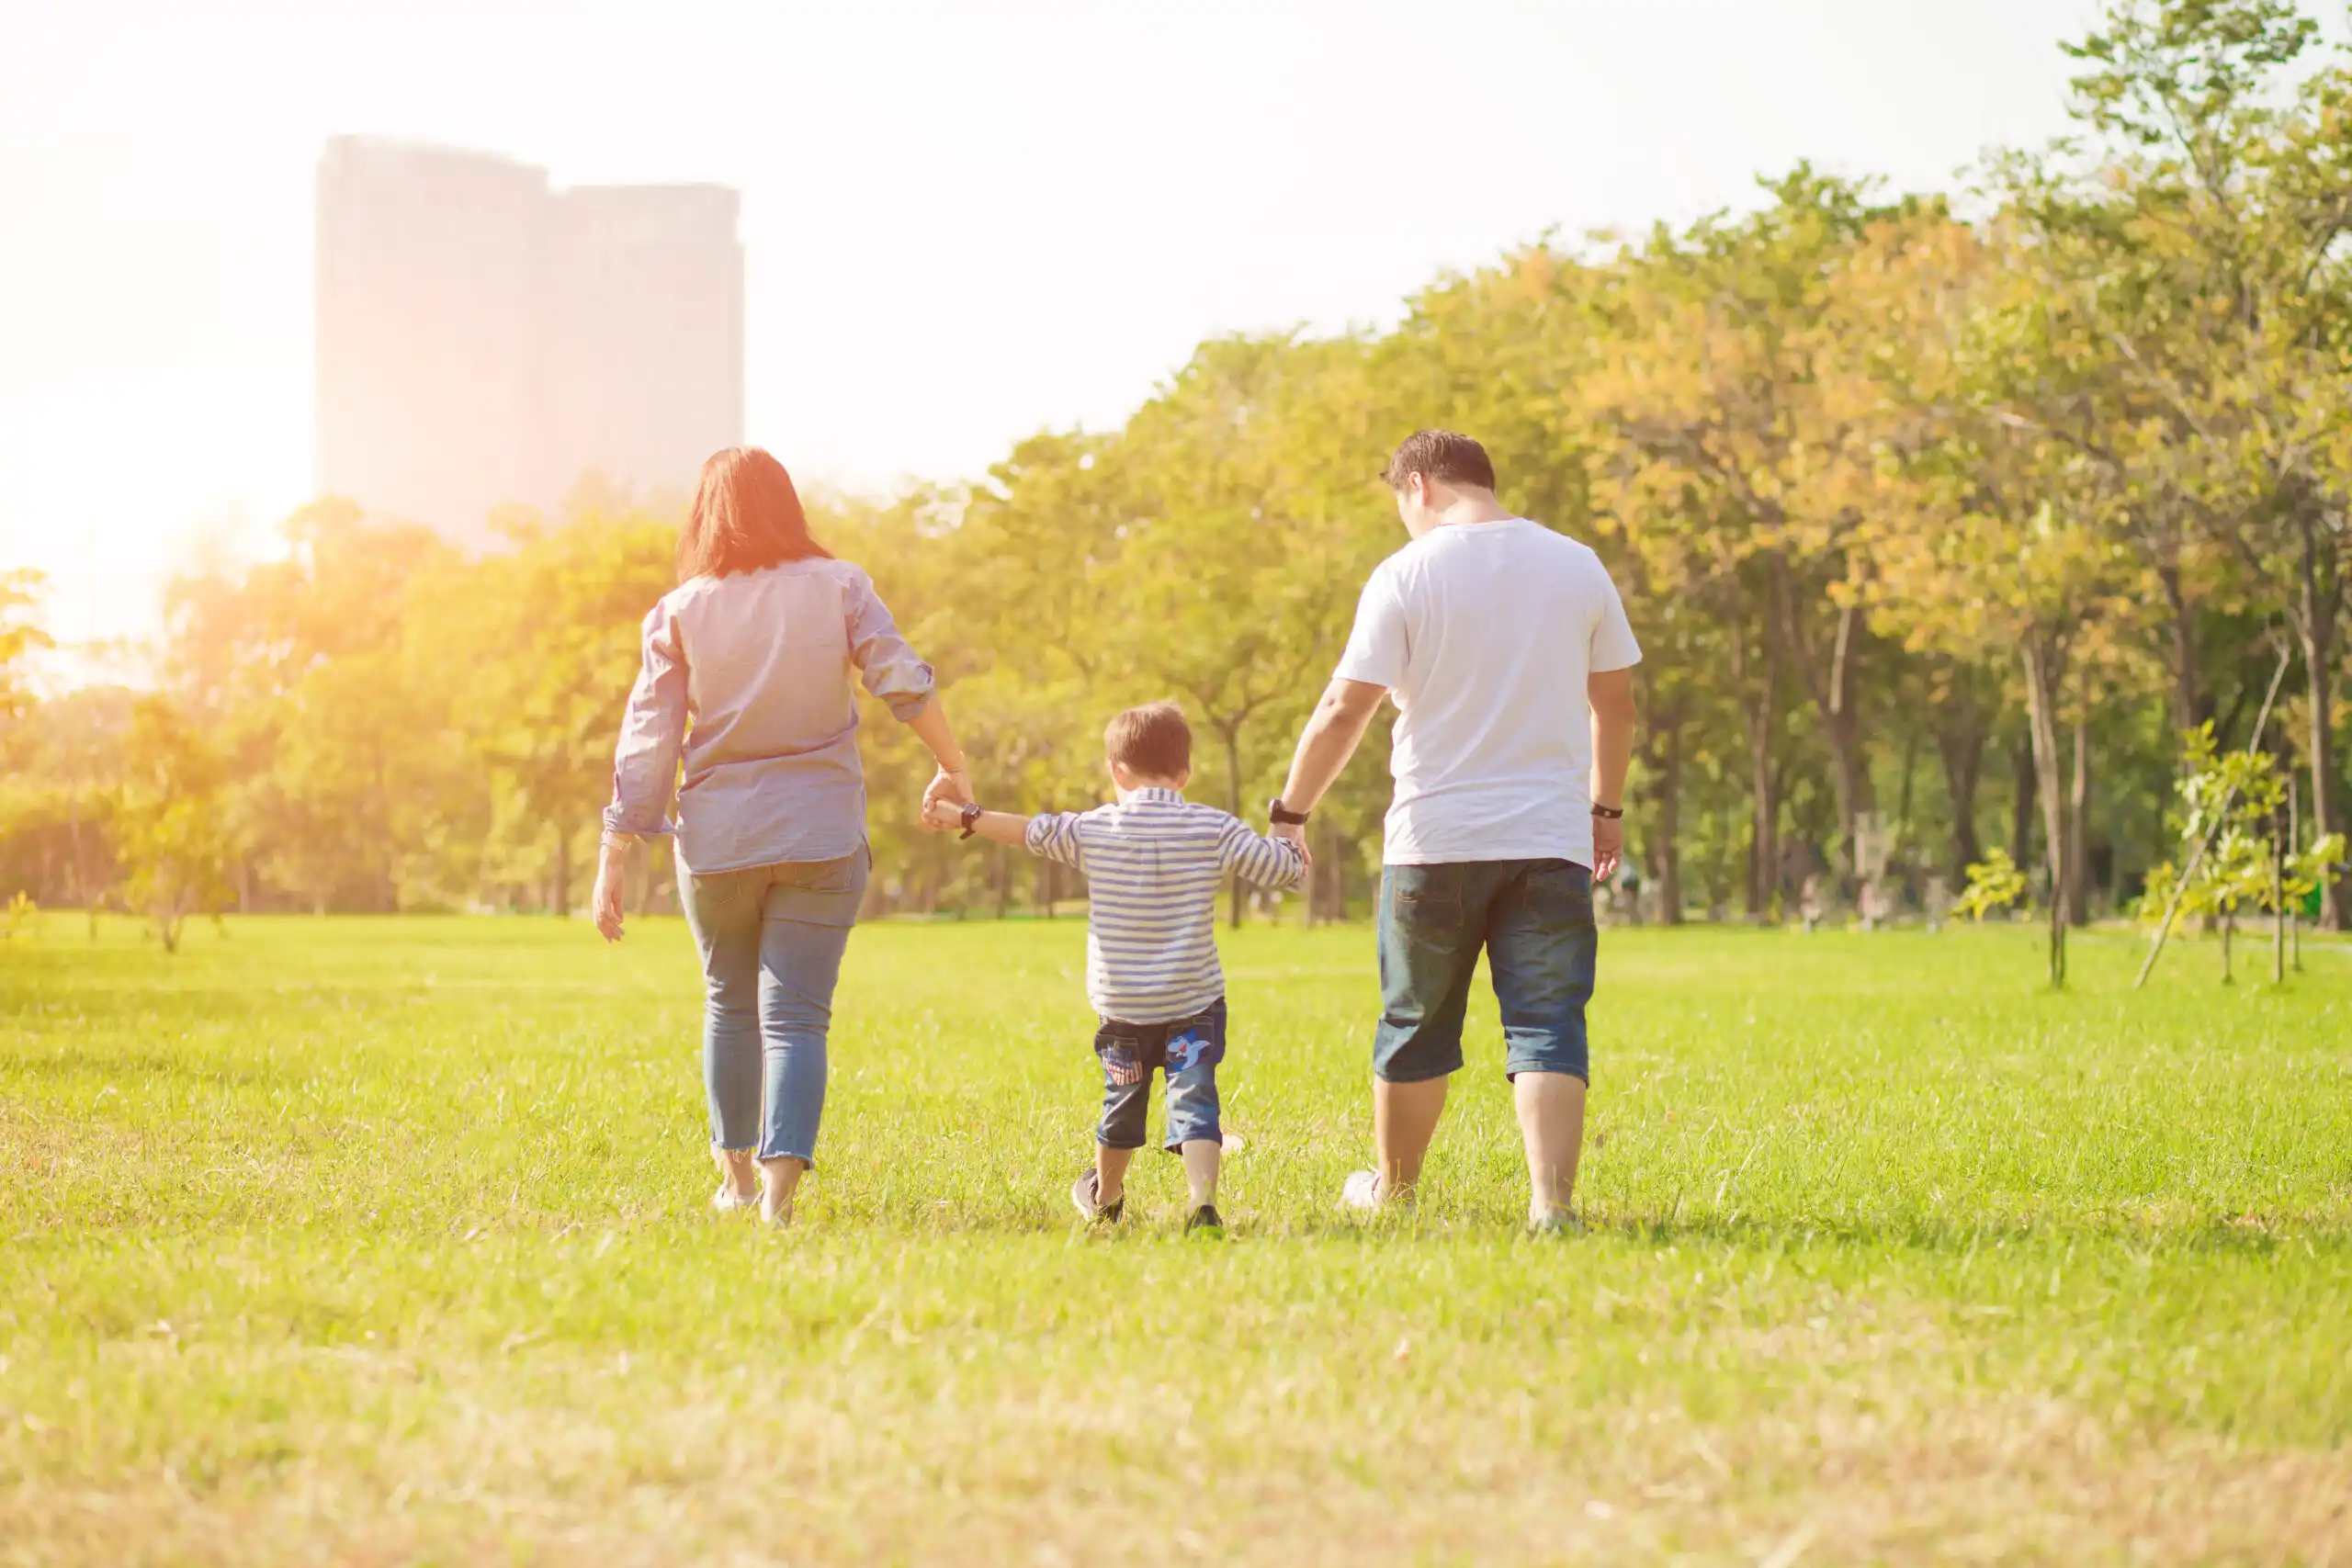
[{"xmin": 1333, "ymin": 517, "xmax": 1642, "ymax": 868}]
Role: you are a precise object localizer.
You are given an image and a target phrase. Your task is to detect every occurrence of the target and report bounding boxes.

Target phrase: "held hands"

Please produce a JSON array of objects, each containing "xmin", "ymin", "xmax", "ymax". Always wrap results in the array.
[
  {"xmin": 921, "ymin": 795, "xmax": 969, "ymax": 833},
  {"xmin": 1269, "ymin": 817, "xmax": 1313, "ymax": 870},
  {"xmin": 920, "ymin": 767, "xmax": 973, "ymax": 832}
]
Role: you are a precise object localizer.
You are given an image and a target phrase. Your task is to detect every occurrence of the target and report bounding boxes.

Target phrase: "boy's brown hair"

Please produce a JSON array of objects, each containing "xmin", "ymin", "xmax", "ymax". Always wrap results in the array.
[{"xmin": 1104, "ymin": 701, "xmax": 1192, "ymax": 780}]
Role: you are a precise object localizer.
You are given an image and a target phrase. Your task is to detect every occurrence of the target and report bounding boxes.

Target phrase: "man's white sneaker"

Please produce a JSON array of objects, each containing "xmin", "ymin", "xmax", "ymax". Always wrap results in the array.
[{"xmin": 1340, "ymin": 1169, "xmax": 1384, "ymax": 1213}]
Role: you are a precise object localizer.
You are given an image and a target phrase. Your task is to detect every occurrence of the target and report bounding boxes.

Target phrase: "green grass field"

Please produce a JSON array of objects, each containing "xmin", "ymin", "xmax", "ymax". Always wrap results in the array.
[{"xmin": 4, "ymin": 913, "xmax": 2350, "ymax": 1566}]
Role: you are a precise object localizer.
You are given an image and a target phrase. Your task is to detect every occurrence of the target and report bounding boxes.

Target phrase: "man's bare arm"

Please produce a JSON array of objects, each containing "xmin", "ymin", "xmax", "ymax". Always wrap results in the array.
[
  {"xmin": 1276, "ymin": 679, "xmax": 1388, "ymax": 827},
  {"xmin": 1588, "ymin": 667, "xmax": 1637, "ymax": 881}
]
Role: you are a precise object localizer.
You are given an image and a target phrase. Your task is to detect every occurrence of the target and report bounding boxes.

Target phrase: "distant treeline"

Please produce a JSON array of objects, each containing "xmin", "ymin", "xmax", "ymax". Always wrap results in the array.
[{"xmin": 5, "ymin": 0, "xmax": 2350, "ymax": 934}]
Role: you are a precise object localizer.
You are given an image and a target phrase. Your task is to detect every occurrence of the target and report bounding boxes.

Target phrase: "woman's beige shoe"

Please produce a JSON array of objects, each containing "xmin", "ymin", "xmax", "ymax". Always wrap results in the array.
[{"xmin": 712, "ymin": 1146, "xmax": 759, "ymax": 1213}]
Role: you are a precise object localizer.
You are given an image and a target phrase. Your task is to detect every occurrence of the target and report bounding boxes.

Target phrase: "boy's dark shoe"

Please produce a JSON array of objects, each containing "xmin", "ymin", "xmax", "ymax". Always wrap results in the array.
[
  {"xmin": 1070, "ymin": 1170, "xmax": 1124, "ymax": 1224},
  {"xmin": 1184, "ymin": 1203, "xmax": 1224, "ymax": 1235}
]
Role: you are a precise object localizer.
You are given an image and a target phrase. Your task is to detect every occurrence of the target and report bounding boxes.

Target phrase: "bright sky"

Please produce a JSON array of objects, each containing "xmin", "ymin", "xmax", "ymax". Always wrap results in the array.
[{"xmin": 0, "ymin": 0, "xmax": 2104, "ymax": 660}]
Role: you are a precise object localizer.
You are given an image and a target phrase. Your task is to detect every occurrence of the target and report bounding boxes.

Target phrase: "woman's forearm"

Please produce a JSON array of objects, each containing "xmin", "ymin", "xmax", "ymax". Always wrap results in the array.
[{"xmin": 906, "ymin": 698, "xmax": 967, "ymax": 773}]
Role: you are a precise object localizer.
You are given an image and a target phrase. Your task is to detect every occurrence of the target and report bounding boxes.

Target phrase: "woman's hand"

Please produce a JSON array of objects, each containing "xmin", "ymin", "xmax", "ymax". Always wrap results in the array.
[
  {"xmin": 920, "ymin": 767, "xmax": 973, "ymax": 831},
  {"xmin": 592, "ymin": 838, "xmax": 630, "ymax": 942},
  {"xmin": 905, "ymin": 699, "xmax": 973, "ymax": 833}
]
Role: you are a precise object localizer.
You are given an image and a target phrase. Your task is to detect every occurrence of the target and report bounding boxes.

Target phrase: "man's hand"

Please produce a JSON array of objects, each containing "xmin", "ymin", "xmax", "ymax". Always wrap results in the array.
[
  {"xmin": 1591, "ymin": 813, "xmax": 1624, "ymax": 884},
  {"xmin": 920, "ymin": 767, "xmax": 973, "ymax": 831},
  {"xmin": 1270, "ymin": 818, "xmax": 1313, "ymax": 868},
  {"xmin": 591, "ymin": 841, "xmax": 628, "ymax": 942}
]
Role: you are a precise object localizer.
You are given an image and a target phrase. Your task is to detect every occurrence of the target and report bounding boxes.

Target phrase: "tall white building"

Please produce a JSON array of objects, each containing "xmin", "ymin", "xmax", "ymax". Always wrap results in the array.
[{"xmin": 315, "ymin": 138, "xmax": 743, "ymax": 543}]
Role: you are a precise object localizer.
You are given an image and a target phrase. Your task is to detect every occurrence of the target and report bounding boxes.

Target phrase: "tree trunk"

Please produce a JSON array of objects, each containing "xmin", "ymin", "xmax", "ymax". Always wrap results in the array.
[
  {"xmin": 1896, "ymin": 724, "xmax": 1918, "ymax": 838},
  {"xmin": 1306, "ymin": 816, "xmax": 1348, "ymax": 924},
  {"xmin": 1777, "ymin": 570, "xmax": 1870, "ymax": 874},
  {"xmin": 1937, "ymin": 717, "xmax": 1984, "ymax": 882},
  {"xmin": 2158, "ymin": 560, "xmax": 2206, "ymax": 739},
  {"xmin": 66, "ymin": 790, "xmax": 85, "ymax": 908},
  {"xmin": 548, "ymin": 828, "xmax": 571, "ymax": 917},
  {"xmin": 2020, "ymin": 636, "xmax": 2069, "ymax": 987},
  {"xmin": 1742, "ymin": 653, "xmax": 1780, "ymax": 922},
  {"xmin": 2296, "ymin": 613, "xmax": 2346, "ymax": 930},
  {"xmin": 374, "ymin": 748, "xmax": 397, "ymax": 913},
  {"xmin": 1824, "ymin": 603, "xmax": 1870, "ymax": 875},
  {"xmin": 2066, "ymin": 714, "xmax": 2092, "ymax": 927},
  {"xmin": 2290, "ymin": 775, "xmax": 2301, "ymax": 971},
  {"xmin": 1645, "ymin": 715, "xmax": 1685, "ymax": 926},
  {"xmin": 2273, "ymin": 811, "xmax": 2287, "ymax": 986},
  {"xmin": 2008, "ymin": 734, "xmax": 2037, "ymax": 872}
]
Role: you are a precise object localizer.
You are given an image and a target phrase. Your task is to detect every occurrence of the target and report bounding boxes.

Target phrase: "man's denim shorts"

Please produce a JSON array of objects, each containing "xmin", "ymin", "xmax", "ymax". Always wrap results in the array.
[
  {"xmin": 1373, "ymin": 859, "xmax": 1597, "ymax": 1083},
  {"xmin": 1092, "ymin": 998, "xmax": 1225, "ymax": 1152}
]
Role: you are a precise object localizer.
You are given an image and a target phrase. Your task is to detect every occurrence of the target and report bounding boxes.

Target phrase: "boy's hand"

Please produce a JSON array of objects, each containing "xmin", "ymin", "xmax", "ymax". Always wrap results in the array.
[{"xmin": 922, "ymin": 796, "xmax": 967, "ymax": 832}]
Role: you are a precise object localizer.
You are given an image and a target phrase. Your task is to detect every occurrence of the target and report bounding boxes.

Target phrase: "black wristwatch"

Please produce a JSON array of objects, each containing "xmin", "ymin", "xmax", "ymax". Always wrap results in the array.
[
  {"xmin": 1591, "ymin": 802, "xmax": 1625, "ymax": 820},
  {"xmin": 1268, "ymin": 797, "xmax": 1310, "ymax": 827},
  {"xmin": 959, "ymin": 802, "xmax": 983, "ymax": 840}
]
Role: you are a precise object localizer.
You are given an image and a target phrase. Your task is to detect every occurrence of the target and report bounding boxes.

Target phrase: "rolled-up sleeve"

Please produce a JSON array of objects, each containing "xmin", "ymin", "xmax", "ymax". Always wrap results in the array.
[
  {"xmin": 846, "ymin": 567, "xmax": 935, "ymax": 721},
  {"xmin": 1024, "ymin": 811, "xmax": 1090, "ymax": 871},
  {"xmin": 602, "ymin": 601, "xmax": 689, "ymax": 839},
  {"xmin": 1219, "ymin": 818, "xmax": 1309, "ymax": 892}
]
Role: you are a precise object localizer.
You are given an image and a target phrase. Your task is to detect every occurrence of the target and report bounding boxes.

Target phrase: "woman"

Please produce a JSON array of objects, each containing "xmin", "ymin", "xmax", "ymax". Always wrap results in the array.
[{"xmin": 593, "ymin": 446, "xmax": 969, "ymax": 1225}]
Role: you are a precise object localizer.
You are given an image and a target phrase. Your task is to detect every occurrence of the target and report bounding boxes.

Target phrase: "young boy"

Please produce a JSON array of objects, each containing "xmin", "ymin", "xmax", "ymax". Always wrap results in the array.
[{"xmin": 925, "ymin": 701, "xmax": 1307, "ymax": 1232}]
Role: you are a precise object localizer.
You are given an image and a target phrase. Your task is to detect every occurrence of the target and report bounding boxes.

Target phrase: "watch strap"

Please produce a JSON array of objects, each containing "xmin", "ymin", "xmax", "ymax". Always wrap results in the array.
[{"xmin": 1591, "ymin": 803, "xmax": 1625, "ymax": 820}]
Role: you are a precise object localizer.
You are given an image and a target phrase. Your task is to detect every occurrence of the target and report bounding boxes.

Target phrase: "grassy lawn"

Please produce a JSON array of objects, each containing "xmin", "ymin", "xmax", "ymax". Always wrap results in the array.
[{"xmin": 4, "ymin": 912, "xmax": 2350, "ymax": 1565}]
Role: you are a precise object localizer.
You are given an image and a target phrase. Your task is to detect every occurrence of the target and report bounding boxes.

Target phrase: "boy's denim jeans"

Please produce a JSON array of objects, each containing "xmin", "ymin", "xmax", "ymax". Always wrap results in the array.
[
  {"xmin": 1092, "ymin": 998, "xmax": 1226, "ymax": 1152},
  {"xmin": 681, "ymin": 851, "xmax": 869, "ymax": 1165}
]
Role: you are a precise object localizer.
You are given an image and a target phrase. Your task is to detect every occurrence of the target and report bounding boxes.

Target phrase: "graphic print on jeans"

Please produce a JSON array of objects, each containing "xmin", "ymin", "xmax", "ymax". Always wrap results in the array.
[{"xmin": 1093, "ymin": 999, "xmax": 1227, "ymax": 1152}]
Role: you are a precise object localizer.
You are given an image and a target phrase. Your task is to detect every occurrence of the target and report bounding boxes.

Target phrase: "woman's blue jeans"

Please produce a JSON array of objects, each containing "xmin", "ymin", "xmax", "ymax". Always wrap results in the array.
[{"xmin": 680, "ymin": 851, "xmax": 868, "ymax": 1165}]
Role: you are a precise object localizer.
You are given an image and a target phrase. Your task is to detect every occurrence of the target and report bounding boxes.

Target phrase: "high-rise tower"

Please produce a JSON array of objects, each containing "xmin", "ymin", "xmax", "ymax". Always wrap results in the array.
[{"xmin": 314, "ymin": 138, "xmax": 743, "ymax": 542}]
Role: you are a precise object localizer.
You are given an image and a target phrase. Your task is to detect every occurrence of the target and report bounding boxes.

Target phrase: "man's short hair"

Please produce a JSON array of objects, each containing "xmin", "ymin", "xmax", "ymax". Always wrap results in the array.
[
  {"xmin": 1104, "ymin": 701, "xmax": 1192, "ymax": 779},
  {"xmin": 1382, "ymin": 429, "xmax": 1497, "ymax": 492}
]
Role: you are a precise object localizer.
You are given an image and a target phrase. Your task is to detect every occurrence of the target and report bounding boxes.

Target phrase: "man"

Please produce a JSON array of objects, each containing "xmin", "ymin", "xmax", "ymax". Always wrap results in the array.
[{"xmin": 1269, "ymin": 430, "xmax": 1639, "ymax": 1232}]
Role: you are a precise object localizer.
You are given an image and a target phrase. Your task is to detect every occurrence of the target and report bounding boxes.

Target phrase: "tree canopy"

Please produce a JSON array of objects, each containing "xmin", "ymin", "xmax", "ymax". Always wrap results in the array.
[{"xmin": 6, "ymin": 0, "xmax": 2349, "ymax": 948}]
